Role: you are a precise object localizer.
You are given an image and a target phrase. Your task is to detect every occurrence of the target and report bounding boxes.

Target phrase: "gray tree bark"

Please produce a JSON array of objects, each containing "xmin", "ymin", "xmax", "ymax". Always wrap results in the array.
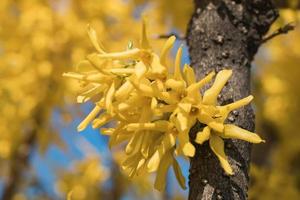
[{"xmin": 186, "ymin": 0, "xmax": 278, "ymax": 199}]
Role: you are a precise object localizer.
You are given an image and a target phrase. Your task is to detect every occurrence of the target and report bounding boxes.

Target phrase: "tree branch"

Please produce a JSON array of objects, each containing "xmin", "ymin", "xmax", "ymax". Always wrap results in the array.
[
  {"xmin": 261, "ymin": 22, "xmax": 295, "ymax": 44},
  {"xmin": 156, "ymin": 32, "xmax": 186, "ymax": 40},
  {"xmin": 274, "ymin": 0, "xmax": 300, "ymax": 9}
]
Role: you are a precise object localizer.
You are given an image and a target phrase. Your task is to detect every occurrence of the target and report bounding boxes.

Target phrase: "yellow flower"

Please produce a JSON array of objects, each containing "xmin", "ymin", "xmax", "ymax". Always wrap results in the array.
[
  {"xmin": 195, "ymin": 70, "xmax": 265, "ymax": 175},
  {"xmin": 64, "ymin": 19, "xmax": 264, "ymax": 191}
]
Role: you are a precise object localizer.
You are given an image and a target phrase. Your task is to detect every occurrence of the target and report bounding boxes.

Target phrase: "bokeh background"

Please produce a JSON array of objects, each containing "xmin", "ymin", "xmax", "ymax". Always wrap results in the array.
[{"xmin": 0, "ymin": 0, "xmax": 300, "ymax": 199}]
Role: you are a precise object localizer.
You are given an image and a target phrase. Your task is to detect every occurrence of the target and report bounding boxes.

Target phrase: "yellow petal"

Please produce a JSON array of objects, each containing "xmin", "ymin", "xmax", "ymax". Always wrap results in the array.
[
  {"xmin": 67, "ymin": 190, "xmax": 73, "ymax": 200},
  {"xmin": 147, "ymin": 133, "xmax": 176, "ymax": 172},
  {"xmin": 138, "ymin": 83, "xmax": 154, "ymax": 96},
  {"xmin": 197, "ymin": 112, "xmax": 224, "ymax": 132},
  {"xmin": 149, "ymin": 54, "xmax": 167, "ymax": 77},
  {"xmin": 182, "ymin": 142, "xmax": 195, "ymax": 157},
  {"xmin": 209, "ymin": 134, "xmax": 233, "ymax": 175},
  {"xmin": 86, "ymin": 53, "xmax": 110, "ymax": 74},
  {"xmin": 86, "ymin": 73, "xmax": 111, "ymax": 83},
  {"xmin": 128, "ymin": 168, "xmax": 137, "ymax": 178},
  {"xmin": 155, "ymin": 105, "xmax": 176, "ymax": 113},
  {"xmin": 202, "ymin": 105, "xmax": 219, "ymax": 116},
  {"xmin": 226, "ymin": 95, "xmax": 253, "ymax": 110},
  {"xmin": 157, "ymin": 91, "xmax": 178, "ymax": 105},
  {"xmin": 129, "ymin": 77, "xmax": 153, "ymax": 96},
  {"xmin": 110, "ymin": 68, "xmax": 135, "ymax": 74},
  {"xmin": 176, "ymin": 111, "xmax": 189, "ymax": 132},
  {"xmin": 108, "ymin": 124, "xmax": 127, "ymax": 148},
  {"xmin": 92, "ymin": 113, "xmax": 113, "ymax": 129},
  {"xmin": 77, "ymin": 85, "xmax": 106, "ymax": 103},
  {"xmin": 153, "ymin": 79, "xmax": 165, "ymax": 91},
  {"xmin": 75, "ymin": 60, "xmax": 95, "ymax": 72},
  {"xmin": 97, "ymin": 48, "xmax": 141, "ymax": 60},
  {"xmin": 172, "ymin": 158, "xmax": 187, "ymax": 190},
  {"xmin": 140, "ymin": 17, "xmax": 151, "ymax": 49},
  {"xmin": 203, "ymin": 69, "xmax": 232, "ymax": 105},
  {"xmin": 126, "ymin": 121, "xmax": 169, "ymax": 132},
  {"xmin": 117, "ymin": 102, "xmax": 131, "ymax": 111},
  {"xmin": 186, "ymin": 71, "xmax": 215, "ymax": 102},
  {"xmin": 154, "ymin": 150, "xmax": 173, "ymax": 191},
  {"xmin": 151, "ymin": 97, "xmax": 158, "ymax": 110},
  {"xmin": 62, "ymin": 72, "xmax": 111, "ymax": 83},
  {"xmin": 100, "ymin": 128, "xmax": 114, "ymax": 135},
  {"xmin": 195, "ymin": 126, "xmax": 211, "ymax": 144},
  {"xmin": 187, "ymin": 71, "xmax": 215, "ymax": 94},
  {"xmin": 125, "ymin": 131, "xmax": 144, "ymax": 154},
  {"xmin": 147, "ymin": 150, "xmax": 160, "ymax": 172},
  {"xmin": 177, "ymin": 130, "xmax": 195, "ymax": 157},
  {"xmin": 136, "ymin": 158, "xmax": 146, "ymax": 171},
  {"xmin": 178, "ymin": 103, "xmax": 192, "ymax": 113},
  {"xmin": 165, "ymin": 78, "xmax": 185, "ymax": 91},
  {"xmin": 110, "ymin": 133, "xmax": 132, "ymax": 147},
  {"xmin": 122, "ymin": 153, "xmax": 140, "ymax": 170},
  {"xmin": 141, "ymin": 131, "xmax": 151, "ymax": 157},
  {"xmin": 174, "ymin": 46, "xmax": 183, "ymax": 80},
  {"xmin": 115, "ymin": 81, "xmax": 134, "ymax": 101},
  {"xmin": 219, "ymin": 95, "xmax": 253, "ymax": 121},
  {"xmin": 139, "ymin": 106, "xmax": 152, "ymax": 122},
  {"xmin": 134, "ymin": 61, "xmax": 147, "ymax": 79},
  {"xmin": 62, "ymin": 72, "xmax": 86, "ymax": 80},
  {"xmin": 77, "ymin": 105, "xmax": 101, "ymax": 132},
  {"xmin": 108, "ymin": 133, "xmax": 119, "ymax": 148},
  {"xmin": 223, "ymin": 125, "xmax": 265, "ymax": 143},
  {"xmin": 183, "ymin": 64, "xmax": 196, "ymax": 86},
  {"xmin": 160, "ymin": 36, "xmax": 176, "ymax": 66},
  {"xmin": 105, "ymin": 82, "xmax": 115, "ymax": 114},
  {"xmin": 87, "ymin": 24, "xmax": 106, "ymax": 54}
]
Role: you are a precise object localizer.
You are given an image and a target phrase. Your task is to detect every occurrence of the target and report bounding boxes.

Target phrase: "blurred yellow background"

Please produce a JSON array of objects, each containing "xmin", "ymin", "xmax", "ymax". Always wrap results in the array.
[{"xmin": 0, "ymin": 0, "xmax": 300, "ymax": 199}]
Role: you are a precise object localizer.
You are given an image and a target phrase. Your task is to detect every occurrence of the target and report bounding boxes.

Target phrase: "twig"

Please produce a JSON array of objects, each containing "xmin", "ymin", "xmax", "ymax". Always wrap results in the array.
[
  {"xmin": 275, "ymin": 0, "xmax": 300, "ymax": 9},
  {"xmin": 261, "ymin": 22, "xmax": 295, "ymax": 44},
  {"xmin": 156, "ymin": 32, "xmax": 186, "ymax": 40}
]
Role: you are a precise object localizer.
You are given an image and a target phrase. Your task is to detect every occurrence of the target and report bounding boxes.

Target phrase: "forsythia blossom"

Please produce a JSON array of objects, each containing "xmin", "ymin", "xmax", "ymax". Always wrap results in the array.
[{"xmin": 63, "ymin": 20, "xmax": 265, "ymax": 191}]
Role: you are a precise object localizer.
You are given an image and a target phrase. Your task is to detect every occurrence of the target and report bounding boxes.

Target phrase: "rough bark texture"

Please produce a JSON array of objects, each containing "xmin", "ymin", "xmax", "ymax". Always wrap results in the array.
[
  {"xmin": 186, "ymin": 0, "xmax": 278, "ymax": 199},
  {"xmin": 275, "ymin": 0, "xmax": 300, "ymax": 8}
]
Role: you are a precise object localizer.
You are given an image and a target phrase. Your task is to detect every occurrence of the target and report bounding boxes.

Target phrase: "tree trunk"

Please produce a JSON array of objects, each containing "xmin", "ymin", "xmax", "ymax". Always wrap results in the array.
[
  {"xmin": 186, "ymin": 0, "xmax": 278, "ymax": 199},
  {"xmin": 2, "ymin": 109, "xmax": 41, "ymax": 200}
]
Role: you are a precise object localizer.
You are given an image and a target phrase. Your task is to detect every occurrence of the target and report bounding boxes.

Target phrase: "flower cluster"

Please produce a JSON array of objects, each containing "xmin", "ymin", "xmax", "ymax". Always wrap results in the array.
[{"xmin": 63, "ymin": 20, "xmax": 264, "ymax": 191}]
